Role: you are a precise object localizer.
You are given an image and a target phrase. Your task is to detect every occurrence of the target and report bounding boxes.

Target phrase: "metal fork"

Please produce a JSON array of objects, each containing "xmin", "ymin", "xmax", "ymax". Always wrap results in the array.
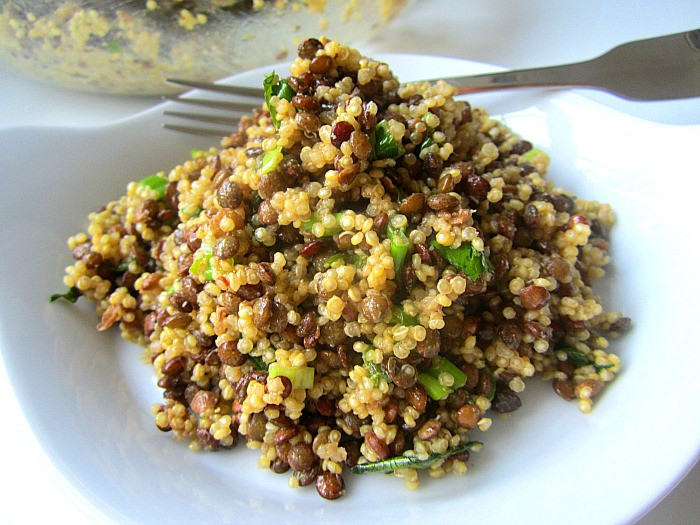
[{"xmin": 163, "ymin": 28, "xmax": 700, "ymax": 136}]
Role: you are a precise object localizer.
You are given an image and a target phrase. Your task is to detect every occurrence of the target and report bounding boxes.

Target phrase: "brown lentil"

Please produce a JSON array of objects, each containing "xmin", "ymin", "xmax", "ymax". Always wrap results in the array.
[
  {"xmin": 520, "ymin": 285, "xmax": 551, "ymax": 310},
  {"xmin": 416, "ymin": 328, "xmax": 441, "ymax": 358},
  {"xmin": 399, "ymin": 193, "xmax": 426, "ymax": 215},
  {"xmin": 292, "ymin": 95, "xmax": 320, "ymax": 112},
  {"xmin": 309, "ymin": 54, "xmax": 332, "ymax": 74},
  {"xmin": 330, "ymin": 121, "xmax": 354, "ymax": 148},
  {"xmin": 316, "ymin": 472, "xmax": 345, "ymax": 500},
  {"xmin": 258, "ymin": 200, "xmax": 279, "ymax": 225},
  {"xmin": 405, "ymin": 384, "xmax": 428, "ymax": 414},
  {"xmin": 365, "ymin": 431, "xmax": 389, "ymax": 460},
  {"xmin": 456, "ymin": 405, "xmax": 482, "ymax": 429},
  {"xmin": 427, "ymin": 193, "xmax": 459, "ymax": 211},
  {"xmin": 288, "ymin": 442, "xmax": 317, "ymax": 472},
  {"xmin": 213, "ymin": 236, "xmax": 239, "ymax": 260},
  {"xmin": 216, "ymin": 180, "xmax": 243, "ymax": 209},
  {"xmin": 553, "ymin": 379, "xmax": 576, "ymax": 400},
  {"xmin": 360, "ymin": 290, "xmax": 390, "ymax": 323}
]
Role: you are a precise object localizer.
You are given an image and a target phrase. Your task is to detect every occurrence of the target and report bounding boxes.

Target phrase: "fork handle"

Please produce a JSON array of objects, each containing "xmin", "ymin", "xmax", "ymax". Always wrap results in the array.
[{"xmin": 440, "ymin": 29, "xmax": 700, "ymax": 101}]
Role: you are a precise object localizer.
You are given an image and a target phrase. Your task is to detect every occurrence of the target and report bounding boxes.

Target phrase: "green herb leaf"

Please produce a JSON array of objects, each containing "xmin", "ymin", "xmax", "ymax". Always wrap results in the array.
[
  {"xmin": 350, "ymin": 440, "xmax": 482, "ymax": 474},
  {"xmin": 418, "ymin": 137, "xmax": 433, "ymax": 154},
  {"xmin": 114, "ymin": 256, "xmax": 136, "ymax": 273},
  {"xmin": 249, "ymin": 355, "xmax": 269, "ymax": 371},
  {"xmin": 277, "ymin": 80, "xmax": 295, "ymax": 102},
  {"xmin": 562, "ymin": 347, "xmax": 592, "ymax": 368},
  {"xmin": 485, "ymin": 366, "xmax": 496, "ymax": 401},
  {"xmin": 263, "ymin": 71, "xmax": 296, "ymax": 129},
  {"xmin": 362, "ymin": 350, "xmax": 389, "ymax": 386},
  {"xmin": 323, "ymin": 253, "xmax": 346, "ymax": 267},
  {"xmin": 390, "ymin": 305, "xmax": 418, "ymax": 326},
  {"xmin": 106, "ymin": 41, "xmax": 122, "ymax": 54},
  {"xmin": 374, "ymin": 120, "xmax": 399, "ymax": 159},
  {"xmin": 429, "ymin": 240, "xmax": 492, "ymax": 282},
  {"xmin": 421, "ymin": 112, "xmax": 435, "ymax": 133},
  {"xmin": 50, "ymin": 286, "xmax": 80, "ymax": 304},
  {"xmin": 561, "ymin": 347, "xmax": 613, "ymax": 372},
  {"xmin": 137, "ymin": 174, "xmax": 168, "ymax": 200}
]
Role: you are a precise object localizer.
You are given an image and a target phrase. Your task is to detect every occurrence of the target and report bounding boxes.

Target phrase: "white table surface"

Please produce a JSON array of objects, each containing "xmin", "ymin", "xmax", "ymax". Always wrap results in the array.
[{"xmin": 1, "ymin": 1, "xmax": 698, "ymax": 523}]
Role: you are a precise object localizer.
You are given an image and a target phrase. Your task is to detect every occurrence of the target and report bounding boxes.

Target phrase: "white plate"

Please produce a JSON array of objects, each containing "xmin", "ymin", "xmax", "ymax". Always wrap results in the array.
[{"xmin": 1, "ymin": 55, "xmax": 699, "ymax": 525}]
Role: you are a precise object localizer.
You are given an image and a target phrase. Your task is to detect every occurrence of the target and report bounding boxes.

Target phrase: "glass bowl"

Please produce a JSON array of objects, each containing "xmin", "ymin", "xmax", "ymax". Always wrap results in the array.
[{"xmin": 0, "ymin": 0, "xmax": 413, "ymax": 94}]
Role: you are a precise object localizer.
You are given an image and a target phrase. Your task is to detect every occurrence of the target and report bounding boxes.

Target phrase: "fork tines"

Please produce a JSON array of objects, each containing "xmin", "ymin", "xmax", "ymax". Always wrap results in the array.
[
  {"xmin": 167, "ymin": 78, "xmax": 264, "ymax": 99},
  {"xmin": 163, "ymin": 111, "xmax": 241, "ymax": 126},
  {"xmin": 162, "ymin": 110, "xmax": 243, "ymax": 136},
  {"xmin": 162, "ymin": 83, "xmax": 264, "ymax": 136},
  {"xmin": 163, "ymin": 95, "xmax": 260, "ymax": 113}
]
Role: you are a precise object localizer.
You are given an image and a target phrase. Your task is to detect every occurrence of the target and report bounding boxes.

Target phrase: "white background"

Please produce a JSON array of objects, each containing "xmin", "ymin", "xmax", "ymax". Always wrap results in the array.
[{"xmin": 1, "ymin": 1, "xmax": 698, "ymax": 523}]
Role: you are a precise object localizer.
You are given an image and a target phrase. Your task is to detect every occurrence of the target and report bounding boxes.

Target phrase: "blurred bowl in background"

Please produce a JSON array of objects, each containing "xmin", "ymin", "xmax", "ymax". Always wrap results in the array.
[{"xmin": 0, "ymin": 0, "xmax": 413, "ymax": 95}]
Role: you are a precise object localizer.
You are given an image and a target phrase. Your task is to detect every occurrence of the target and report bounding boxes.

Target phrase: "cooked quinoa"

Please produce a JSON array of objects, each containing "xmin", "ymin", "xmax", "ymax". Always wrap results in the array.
[{"xmin": 56, "ymin": 38, "xmax": 631, "ymax": 500}]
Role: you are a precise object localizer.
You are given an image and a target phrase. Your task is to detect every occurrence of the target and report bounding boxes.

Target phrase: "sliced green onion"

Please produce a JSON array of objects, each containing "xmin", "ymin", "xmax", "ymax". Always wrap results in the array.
[
  {"xmin": 417, "ymin": 373, "xmax": 451, "ymax": 401},
  {"xmin": 269, "ymin": 363, "xmax": 315, "ymax": 390},
  {"xmin": 190, "ymin": 148, "xmax": 207, "ymax": 159},
  {"xmin": 190, "ymin": 243, "xmax": 213, "ymax": 279},
  {"xmin": 259, "ymin": 146, "xmax": 283, "ymax": 175},
  {"xmin": 49, "ymin": 286, "xmax": 80, "ymax": 304},
  {"xmin": 424, "ymin": 356, "xmax": 467, "ymax": 390},
  {"xmin": 179, "ymin": 205, "xmax": 203, "ymax": 218},
  {"xmin": 430, "ymin": 240, "xmax": 492, "ymax": 282},
  {"xmin": 387, "ymin": 222, "xmax": 409, "ymax": 275},
  {"xmin": 301, "ymin": 211, "xmax": 344, "ymax": 236},
  {"xmin": 166, "ymin": 285, "xmax": 174, "ymax": 295},
  {"xmin": 350, "ymin": 440, "xmax": 482, "ymax": 474},
  {"xmin": 520, "ymin": 147, "xmax": 547, "ymax": 162},
  {"xmin": 263, "ymin": 71, "xmax": 296, "ymax": 129},
  {"xmin": 418, "ymin": 356, "xmax": 467, "ymax": 400},
  {"xmin": 374, "ymin": 120, "xmax": 400, "ymax": 159},
  {"xmin": 137, "ymin": 174, "xmax": 168, "ymax": 200}
]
